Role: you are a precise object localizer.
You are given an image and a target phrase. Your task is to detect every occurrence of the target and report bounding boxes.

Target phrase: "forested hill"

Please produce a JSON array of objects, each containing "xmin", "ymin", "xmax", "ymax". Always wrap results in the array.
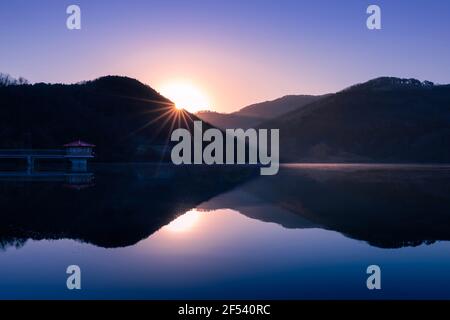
[{"xmin": 0, "ymin": 75, "xmax": 202, "ymax": 162}]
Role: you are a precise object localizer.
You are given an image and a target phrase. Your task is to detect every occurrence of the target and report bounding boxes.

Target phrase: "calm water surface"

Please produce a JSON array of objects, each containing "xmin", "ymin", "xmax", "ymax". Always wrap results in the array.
[{"xmin": 1, "ymin": 164, "xmax": 450, "ymax": 299}]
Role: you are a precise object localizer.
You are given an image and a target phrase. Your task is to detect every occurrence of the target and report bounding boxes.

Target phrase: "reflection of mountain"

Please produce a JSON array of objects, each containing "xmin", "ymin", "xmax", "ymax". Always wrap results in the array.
[
  {"xmin": 237, "ymin": 165, "xmax": 450, "ymax": 248},
  {"xmin": 261, "ymin": 77, "xmax": 450, "ymax": 163},
  {"xmin": 2, "ymin": 164, "xmax": 449, "ymax": 251},
  {"xmin": 196, "ymin": 95, "xmax": 325, "ymax": 129},
  {"xmin": 0, "ymin": 164, "xmax": 256, "ymax": 250},
  {"xmin": 198, "ymin": 188, "xmax": 318, "ymax": 229}
]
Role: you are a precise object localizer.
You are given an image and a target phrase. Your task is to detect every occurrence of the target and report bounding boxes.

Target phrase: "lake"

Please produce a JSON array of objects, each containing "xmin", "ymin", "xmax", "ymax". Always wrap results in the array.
[{"xmin": 1, "ymin": 163, "xmax": 450, "ymax": 299}]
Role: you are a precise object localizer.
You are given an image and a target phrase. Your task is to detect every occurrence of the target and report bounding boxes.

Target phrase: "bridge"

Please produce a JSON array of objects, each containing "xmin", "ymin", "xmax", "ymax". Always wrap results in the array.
[{"xmin": 0, "ymin": 141, "xmax": 95, "ymax": 172}]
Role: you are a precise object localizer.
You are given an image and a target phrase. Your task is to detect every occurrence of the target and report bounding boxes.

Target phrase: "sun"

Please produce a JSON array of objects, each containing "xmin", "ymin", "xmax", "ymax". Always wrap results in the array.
[{"xmin": 159, "ymin": 81, "xmax": 209, "ymax": 113}]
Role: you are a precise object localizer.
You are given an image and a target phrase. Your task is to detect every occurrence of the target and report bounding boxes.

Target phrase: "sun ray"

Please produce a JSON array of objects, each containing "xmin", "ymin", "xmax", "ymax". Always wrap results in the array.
[
  {"xmin": 151, "ymin": 108, "xmax": 178, "ymax": 139},
  {"xmin": 155, "ymin": 109, "xmax": 181, "ymax": 173},
  {"xmin": 140, "ymin": 105, "xmax": 175, "ymax": 115},
  {"xmin": 179, "ymin": 109, "xmax": 190, "ymax": 129},
  {"xmin": 182, "ymin": 109, "xmax": 195, "ymax": 123},
  {"xmin": 126, "ymin": 107, "xmax": 176, "ymax": 138},
  {"xmin": 110, "ymin": 93, "xmax": 175, "ymax": 107}
]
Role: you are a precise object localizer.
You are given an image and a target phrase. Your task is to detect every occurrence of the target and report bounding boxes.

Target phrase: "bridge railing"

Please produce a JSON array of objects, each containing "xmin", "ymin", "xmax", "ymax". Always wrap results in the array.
[{"xmin": 0, "ymin": 149, "xmax": 66, "ymax": 156}]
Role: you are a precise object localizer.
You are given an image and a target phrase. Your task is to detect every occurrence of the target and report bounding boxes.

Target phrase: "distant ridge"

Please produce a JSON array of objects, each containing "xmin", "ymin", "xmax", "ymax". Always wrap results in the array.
[
  {"xmin": 260, "ymin": 77, "xmax": 450, "ymax": 163},
  {"xmin": 196, "ymin": 94, "xmax": 327, "ymax": 129},
  {"xmin": 195, "ymin": 110, "xmax": 261, "ymax": 129}
]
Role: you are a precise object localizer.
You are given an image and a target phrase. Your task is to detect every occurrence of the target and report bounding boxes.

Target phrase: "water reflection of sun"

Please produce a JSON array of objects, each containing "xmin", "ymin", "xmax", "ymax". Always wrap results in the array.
[{"xmin": 164, "ymin": 209, "xmax": 202, "ymax": 233}]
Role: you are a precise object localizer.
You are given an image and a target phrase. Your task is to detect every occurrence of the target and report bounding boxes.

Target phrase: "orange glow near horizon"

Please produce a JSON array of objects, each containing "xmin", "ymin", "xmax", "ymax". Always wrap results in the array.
[{"xmin": 159, "ymin": 81, "xmax": 210, "ymax": 113}]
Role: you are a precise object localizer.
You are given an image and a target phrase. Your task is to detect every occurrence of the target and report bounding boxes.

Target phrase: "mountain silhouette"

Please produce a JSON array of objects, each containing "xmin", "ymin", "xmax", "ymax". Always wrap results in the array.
[
  {"xmin": 195, "ymin": 111, "xmax": 261, "ymax": 130},
  {"xmin": 261, "ymin": 77, "xmax": 450, "ymax": 163},
  {"xmin": 197, "ymin": 95, "xmax": 326, "ymax": 129},
  {"xmin": 0, "ymin": 75, "xmax": 204, "ymax": 162}
]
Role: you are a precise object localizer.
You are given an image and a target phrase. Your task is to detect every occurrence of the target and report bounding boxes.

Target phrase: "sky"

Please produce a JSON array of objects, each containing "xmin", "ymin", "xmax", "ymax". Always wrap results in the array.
[{"xmin": 1, "ymin": 0, "xmax": 450, "ymax": 113}]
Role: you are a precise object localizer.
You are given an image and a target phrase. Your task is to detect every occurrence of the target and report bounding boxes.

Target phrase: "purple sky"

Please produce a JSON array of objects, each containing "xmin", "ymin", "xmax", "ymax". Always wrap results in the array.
[{"xmin": 1, "ymin": 0, "xmax": 449, "ymax": 112}]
